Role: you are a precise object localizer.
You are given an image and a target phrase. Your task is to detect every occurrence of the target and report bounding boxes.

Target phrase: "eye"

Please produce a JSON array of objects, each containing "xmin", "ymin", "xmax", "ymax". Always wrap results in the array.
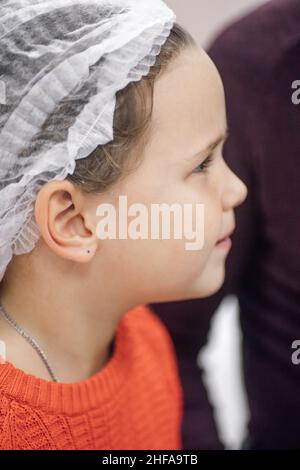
[{"xmin": 193, "ymin": 154, "xmax": 214, "ymax": 174}]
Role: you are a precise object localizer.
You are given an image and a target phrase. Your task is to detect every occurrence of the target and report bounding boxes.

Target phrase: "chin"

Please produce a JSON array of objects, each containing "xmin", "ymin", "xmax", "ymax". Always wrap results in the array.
[
  {"xmin": 152, "ymin": 266, "xmax": 226, "ymax": 303},
  {"xmin": 194, "ymin": 267, "xmax": 226, "ymax": 298}
]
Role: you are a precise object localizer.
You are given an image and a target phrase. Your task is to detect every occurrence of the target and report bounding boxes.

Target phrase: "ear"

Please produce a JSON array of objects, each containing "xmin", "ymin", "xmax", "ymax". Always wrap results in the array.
[{"xmin": 34, "ymin": 180, "xmax": 98, "ymax": 262}]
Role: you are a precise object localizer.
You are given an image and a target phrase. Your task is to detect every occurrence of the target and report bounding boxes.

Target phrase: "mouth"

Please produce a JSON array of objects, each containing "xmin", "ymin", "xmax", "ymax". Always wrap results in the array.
[{"xmin": 215, "ymin": 226, "xmax": 235, "ymax": 249}]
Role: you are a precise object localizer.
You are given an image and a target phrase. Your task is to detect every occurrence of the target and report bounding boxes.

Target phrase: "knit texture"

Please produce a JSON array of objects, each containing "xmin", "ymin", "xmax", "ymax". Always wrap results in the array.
[{"xmin": 0, "ymin": 304, "xmax": 183, "ymax": 449}]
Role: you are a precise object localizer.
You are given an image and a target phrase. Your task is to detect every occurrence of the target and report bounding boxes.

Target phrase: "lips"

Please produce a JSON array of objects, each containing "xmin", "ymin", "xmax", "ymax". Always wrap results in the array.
[{"xmin": 216, "ymin": 226, "xmax": 235, "ymax": 244}]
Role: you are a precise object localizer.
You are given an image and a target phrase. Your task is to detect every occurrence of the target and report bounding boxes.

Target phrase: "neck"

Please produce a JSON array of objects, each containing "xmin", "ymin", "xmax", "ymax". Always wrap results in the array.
[{"xmin": 0, "ymin": 245, "xmax": 137, "ymax": 383}]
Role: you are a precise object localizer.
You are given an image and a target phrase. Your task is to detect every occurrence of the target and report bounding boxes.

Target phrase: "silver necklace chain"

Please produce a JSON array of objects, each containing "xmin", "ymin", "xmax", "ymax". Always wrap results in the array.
[{"xmin": 0, "ymin": 303, "xmax": 59, "ymax": 382}]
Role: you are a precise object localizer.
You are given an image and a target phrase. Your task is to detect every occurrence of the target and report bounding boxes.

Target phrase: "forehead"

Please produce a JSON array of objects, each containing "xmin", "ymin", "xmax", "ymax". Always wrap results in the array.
[{"xmin": 146, "ymin": 47, "xmax": 226, "ymax": 163}]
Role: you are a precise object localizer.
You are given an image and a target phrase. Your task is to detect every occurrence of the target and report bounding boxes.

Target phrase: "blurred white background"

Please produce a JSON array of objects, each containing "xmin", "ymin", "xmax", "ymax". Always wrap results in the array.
[
  {"xmin": 165, "ymin": 0, "xmax": 269, "ymax": 47},
  {"xmin": 165, "ymin": 0, "xmax": 269, "ymax": 449}
]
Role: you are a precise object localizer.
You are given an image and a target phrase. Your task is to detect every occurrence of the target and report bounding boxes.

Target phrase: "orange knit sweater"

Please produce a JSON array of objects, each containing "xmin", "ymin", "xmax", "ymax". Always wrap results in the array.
[{"xmin": 0, "ymin": 305, "xmax": 183, "ymax": 450}]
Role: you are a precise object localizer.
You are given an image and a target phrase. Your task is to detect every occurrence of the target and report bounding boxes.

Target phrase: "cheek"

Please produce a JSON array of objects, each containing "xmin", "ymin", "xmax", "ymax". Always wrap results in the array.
[
  {"xmin": 151, "ymin": 178, "xmax": 223, "ymax": 266},
  {"xmin": 107, "ymin": 175, "xmax": 224, "ymax": 301},
  {"xmin": 173, "ymin": 182, "xmax": 224, "ymax": 284},
  {"xmin": 203, "ymin": 195, "xmax": 223, "ymax": 249},
  {"xmin": 150, "ymin": 190, "xmax": 223, "ymax": 284},
  {"xmin": 184, "ymin": 176, "xmax": 223, "ymax": 248}
]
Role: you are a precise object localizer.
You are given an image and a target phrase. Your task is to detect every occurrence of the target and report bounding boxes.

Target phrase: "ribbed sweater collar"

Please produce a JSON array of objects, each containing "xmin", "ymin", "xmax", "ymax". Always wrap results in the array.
[{"xmin": 0, "ymin": 306, "xmax": 143, "ymax": 415}]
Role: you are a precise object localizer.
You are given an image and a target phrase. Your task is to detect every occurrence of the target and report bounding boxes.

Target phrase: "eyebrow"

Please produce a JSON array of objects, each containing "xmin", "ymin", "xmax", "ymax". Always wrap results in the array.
[{"xmin": 187, "ymin": 126, "xmax": 229, "ymax": 162}]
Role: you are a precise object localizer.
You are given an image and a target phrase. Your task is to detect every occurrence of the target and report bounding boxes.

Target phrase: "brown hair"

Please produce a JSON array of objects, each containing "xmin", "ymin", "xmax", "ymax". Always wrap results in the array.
[{"xmin": 64, "ymin": 23, "xmax": 196, "ymax": 194}]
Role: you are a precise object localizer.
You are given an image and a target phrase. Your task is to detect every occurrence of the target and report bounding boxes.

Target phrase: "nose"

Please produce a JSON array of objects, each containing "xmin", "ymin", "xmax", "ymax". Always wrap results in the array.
[{"xmin": 221, "ymin": 162, "xmax": 248, "ymax": 211}]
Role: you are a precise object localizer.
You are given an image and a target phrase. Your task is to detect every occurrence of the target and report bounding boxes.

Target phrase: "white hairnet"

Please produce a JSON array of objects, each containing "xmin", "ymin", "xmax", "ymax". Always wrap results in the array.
[{"xmin": 0, "ymin": 0, "xmax": 176, "ymax": 282}]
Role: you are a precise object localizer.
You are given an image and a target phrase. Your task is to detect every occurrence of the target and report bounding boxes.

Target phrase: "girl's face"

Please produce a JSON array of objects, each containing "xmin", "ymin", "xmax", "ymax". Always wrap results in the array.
[{"xmin": 92, "ymin": 47, "xmax": 248, "ymax": 304}]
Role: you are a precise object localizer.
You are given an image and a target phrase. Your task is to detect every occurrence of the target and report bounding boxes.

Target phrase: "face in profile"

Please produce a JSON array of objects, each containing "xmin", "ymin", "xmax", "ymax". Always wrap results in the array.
[{"xmin": 82, "ymin": 46, "xmax": 248, "ymax": 304}]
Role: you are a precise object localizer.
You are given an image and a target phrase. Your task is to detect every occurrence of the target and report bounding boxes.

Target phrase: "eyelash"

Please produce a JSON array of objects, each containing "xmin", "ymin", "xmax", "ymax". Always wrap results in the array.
[{"xmin": 193, "ymin": 153, "xmax": 214, "ymax": 174}]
